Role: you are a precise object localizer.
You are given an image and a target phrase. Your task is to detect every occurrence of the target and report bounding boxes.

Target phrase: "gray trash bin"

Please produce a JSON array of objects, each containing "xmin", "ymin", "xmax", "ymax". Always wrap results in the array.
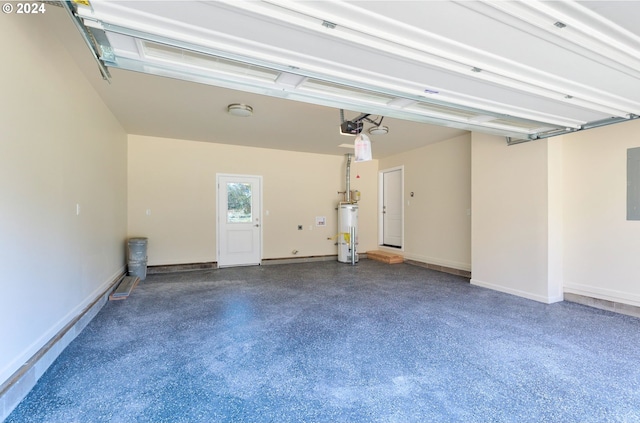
[{"xmin": 127, "ymin": 237, "xmax": 148, "ymax": 280}]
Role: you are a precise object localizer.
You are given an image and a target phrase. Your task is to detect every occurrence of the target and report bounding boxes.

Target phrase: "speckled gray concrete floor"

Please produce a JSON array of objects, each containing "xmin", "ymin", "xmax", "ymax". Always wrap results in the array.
[{"xmin": 7, "ymin": 260, "xmax": 640, "ymax": 422}]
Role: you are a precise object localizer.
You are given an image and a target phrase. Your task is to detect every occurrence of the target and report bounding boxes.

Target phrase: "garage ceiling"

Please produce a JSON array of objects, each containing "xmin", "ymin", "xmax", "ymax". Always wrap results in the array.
[{"xmin": 58, "ymin": 1, "xmax": 640, "ymax": 156}]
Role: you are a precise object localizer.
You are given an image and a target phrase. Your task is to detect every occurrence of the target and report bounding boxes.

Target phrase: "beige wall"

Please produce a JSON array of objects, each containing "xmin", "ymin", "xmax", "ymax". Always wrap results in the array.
[
  {"xmin": 128, "ymin": 135, "xmax": 378, "ymax": 265},
  {"xmin": 471, "ymin": 122, "xmax": 640, "ymax": 306},
  {"xmin": 379, "ymin": 134, "xmax": 472, "ymax": 271},
  {"xmin": 562, "ymin": 119, "xmax": 640, "ymax": 306},
  {"xmin": 470, "ymin": 133, "xmax": 561, "ymax": 303},
  {"xmin": 0, "ymin": 12, "xmax": 128, "ymax": 386}
]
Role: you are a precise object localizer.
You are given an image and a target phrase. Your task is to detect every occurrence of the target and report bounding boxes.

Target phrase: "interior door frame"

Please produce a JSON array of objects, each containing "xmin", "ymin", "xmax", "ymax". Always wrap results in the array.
[
  {"xmin": 216, "ymin": 173, "xmax": 263, "ymax": 267},
  {"xmin": 378, "ymin": 166, "xmax": 404, "ymax": 250}
]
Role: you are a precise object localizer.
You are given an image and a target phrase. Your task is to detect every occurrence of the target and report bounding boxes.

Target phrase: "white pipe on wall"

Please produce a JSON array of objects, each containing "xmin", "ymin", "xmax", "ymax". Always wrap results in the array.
[{"xmin": 346, "ymin": 153, "xmax": 352, "ymax": 203}]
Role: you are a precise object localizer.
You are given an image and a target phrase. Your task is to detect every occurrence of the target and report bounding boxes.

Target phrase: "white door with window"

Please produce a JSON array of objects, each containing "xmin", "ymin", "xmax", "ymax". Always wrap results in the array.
[
  {"xmin": 217, "ymin": 174, "xmax": 262, "ymax": 267},
  {"xmin": 380, "ymin": 167, "xmax": 403, "ymax": 248}
]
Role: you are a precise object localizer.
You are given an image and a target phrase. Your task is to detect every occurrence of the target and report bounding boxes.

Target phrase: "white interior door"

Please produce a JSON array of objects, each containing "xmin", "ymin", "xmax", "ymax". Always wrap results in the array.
[
  {"xmin": 381, "ymin": 168, "xmax": 403, "ymax": 248},
  {"xmin": 217, "ymin": 174, "xmax": 262, "ymax": 267}
]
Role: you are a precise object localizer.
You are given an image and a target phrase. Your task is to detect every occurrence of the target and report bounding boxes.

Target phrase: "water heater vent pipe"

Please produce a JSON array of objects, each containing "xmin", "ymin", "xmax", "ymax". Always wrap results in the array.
[{"xmin": 346, "ymin": 153, "xmax": 352, "ymax": 203}]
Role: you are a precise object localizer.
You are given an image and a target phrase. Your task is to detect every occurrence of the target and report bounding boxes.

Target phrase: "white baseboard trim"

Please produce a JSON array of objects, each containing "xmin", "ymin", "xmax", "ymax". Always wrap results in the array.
[
  {"xmin": 262, "ymin": 255, "xmax": 339, "ymax": 265},
  {"xmin": 402, "ymin": 253, "xmax": 471, "ymax": 272},
  {"xmin": 470, "ymin": 278, "xmax": 563, "ymax": 304},
  {"xmin": 563, "ymin": 283, "xmax": 640, "ymax": 309},
  {"xmin": 404, "ymin": 259, "xmax": 471, "ymax": 278},
  {"xmin": 146, "ymin": 256, "xmax": 341, "ymax": 273},
  {"xmin": 0, "ymin": 267, "xmax": 125, "ymax": 422}
]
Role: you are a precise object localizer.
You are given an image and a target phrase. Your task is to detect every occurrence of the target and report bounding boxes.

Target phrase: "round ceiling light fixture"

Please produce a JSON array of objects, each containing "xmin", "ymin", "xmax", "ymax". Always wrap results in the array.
[
  {"xmin": 368, "ymin": 125, "xmax": 389, "ymax": 135},
  {"xmin": 227, "ymin": 103, "xmax": 253, "ymax": 117}
]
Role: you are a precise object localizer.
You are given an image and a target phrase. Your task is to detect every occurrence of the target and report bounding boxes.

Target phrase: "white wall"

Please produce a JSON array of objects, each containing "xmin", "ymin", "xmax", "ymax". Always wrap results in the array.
[
  {"xmin": 471, "ymin": 133, "xmax": 562, "ymax": 303},
  {"xmin": 0, "ymin": 12, "xmax": 127, "ymax": 386},
  {"xmin": 547, "ymin": 138, "xmax": 564, "ymax": 302},
  {"xmin": 379, "ymin": 134, "xmax": 472, "ymax": 271},
  {"xmin": 128, "ymin": 135, "xmax": 378, "ymax": 264},
  {"xmin": 562, "ymin": 119, "xmax": 640, "ymax": 306},
  {"xmin": 472, "ymin": 122, "xmax": 640, "ymax": 306}
]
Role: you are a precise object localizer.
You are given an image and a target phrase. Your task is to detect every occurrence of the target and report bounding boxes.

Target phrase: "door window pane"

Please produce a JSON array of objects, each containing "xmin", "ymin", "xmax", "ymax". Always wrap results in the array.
[{"xmin": 227, "ymin": 182, "xmax": 252, "ymax": 223}]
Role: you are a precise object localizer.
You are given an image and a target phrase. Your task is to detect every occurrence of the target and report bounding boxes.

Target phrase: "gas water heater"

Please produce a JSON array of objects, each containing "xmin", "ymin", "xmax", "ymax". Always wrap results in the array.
[
  {"xmin": 338, "ymin": 153, "xmax": 359, "ymax": 264},
  {"xmin": 338, "ymin": 202, "xmax": 358, "ymax": 264}
]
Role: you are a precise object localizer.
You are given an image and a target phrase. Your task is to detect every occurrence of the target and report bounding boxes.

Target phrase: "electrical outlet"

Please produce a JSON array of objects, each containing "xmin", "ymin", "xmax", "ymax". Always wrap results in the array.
[{"xmin": 297, "ymin": 225, "xmax": 303, "ymax": 230}]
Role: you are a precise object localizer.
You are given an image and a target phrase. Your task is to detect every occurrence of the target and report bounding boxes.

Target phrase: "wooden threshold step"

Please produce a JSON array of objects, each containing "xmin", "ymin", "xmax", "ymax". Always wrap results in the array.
[
  {"xmin": 109, "ymin": 276, "xmax": 140, "ymax": 301},
  {"xmin": 366, "ymin": 250, "xmax": 404, "ymax": 264}
]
